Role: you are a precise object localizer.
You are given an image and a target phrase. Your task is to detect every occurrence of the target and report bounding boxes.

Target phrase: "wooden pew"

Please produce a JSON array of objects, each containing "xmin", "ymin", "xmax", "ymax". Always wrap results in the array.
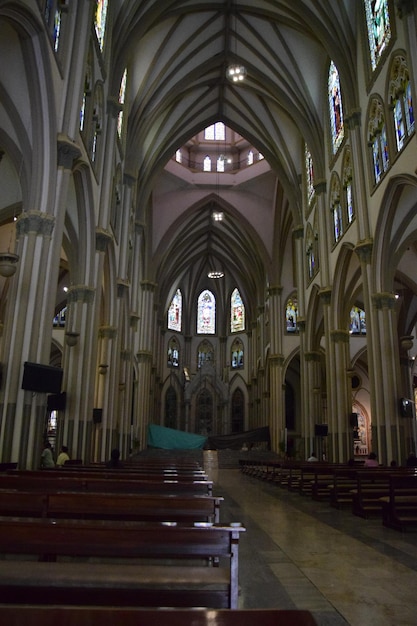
[
  {"xmin": 329, "ymin": 468, "xmax": 358, "ymax": 508},
  {"xmin": 0, "ymin": 518, "xmax": 245, "ymax": 609},
  {"xmin": 381, "ymin": 473, "xmax": 417, "ymax": 531},
  {"xmin": 0, "ymin": 490, "xmax": 223, "ymax": 523},
  {"xmin": 0, "ymin": 607, "xmax": 318, "ymax": 626},
  {"xmin": 351, "ymin": 470, "xmax": 394, "ymax": 518},
  {"xmin": 0, "ymin": 473, "xmax": 213, "ymax": 495}
]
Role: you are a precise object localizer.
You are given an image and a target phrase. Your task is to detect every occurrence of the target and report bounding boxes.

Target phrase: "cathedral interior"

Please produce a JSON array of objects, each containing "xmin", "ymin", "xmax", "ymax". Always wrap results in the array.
[{"xmin": 0, "ymin": 1, "xmax": 417, "ymax": 469}]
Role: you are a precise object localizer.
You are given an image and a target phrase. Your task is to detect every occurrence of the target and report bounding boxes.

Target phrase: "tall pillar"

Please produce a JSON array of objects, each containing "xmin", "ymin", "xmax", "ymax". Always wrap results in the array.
[
  {"xmin": 371, "ymin": 292, "xmax": 401, "ymax": 464},
  {"xmin": 136, "ymin": 280, "xmax": 157, "ymax": 447},
  {"xmin": 330, "ymin": 329, "xmax": 351, "ymax": 461}
]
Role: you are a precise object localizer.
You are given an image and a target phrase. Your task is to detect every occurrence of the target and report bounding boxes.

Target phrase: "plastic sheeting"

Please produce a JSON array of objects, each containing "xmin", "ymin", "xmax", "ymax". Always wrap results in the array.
[{"xmin": 147, "ymin": 424, "xmax": 207, "ymax": 450}]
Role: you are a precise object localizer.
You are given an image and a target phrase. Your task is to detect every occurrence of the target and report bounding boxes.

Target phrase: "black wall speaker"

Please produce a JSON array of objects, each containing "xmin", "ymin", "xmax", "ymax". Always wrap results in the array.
[
  {"xmin": 93, "ymin": 408, "xmax": 103, "ymax": 424},
  {"xmin": 314, "ymin": 424, "xmax": 328, "ymax": 437},
  {"xmin": 349, "ymin": 412, "xmax": 359, "ymax": 428},
  {"xmin": 21, "ymin": 361, "xmax": 63, "ymax": 394}
]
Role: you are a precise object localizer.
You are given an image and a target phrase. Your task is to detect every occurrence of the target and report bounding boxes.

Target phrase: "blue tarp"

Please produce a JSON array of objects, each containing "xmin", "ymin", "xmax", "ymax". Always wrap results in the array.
[{"xmin": 147, "ymin": 424, "xmax": 207, "ymax": 450}]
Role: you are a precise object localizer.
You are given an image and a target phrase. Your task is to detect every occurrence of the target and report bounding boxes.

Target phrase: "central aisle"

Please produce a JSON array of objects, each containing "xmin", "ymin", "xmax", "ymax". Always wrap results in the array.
[{"xmin": 213, "ymin": 469, "xmax": 417, "ymax": 626}]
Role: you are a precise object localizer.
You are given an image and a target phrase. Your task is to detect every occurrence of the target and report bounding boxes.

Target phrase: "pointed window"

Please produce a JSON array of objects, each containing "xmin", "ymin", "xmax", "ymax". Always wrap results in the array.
[
  {"xmin": 231, "ymin": 288, "xmax": 245, "ymax": 333},
  {"xmin": 389, "ymin": 56, "xmax": 415, "ymax": 152},
  {"xmin": 305, "ymin": 143, "xmax": 315, "ymax": 207},
  {"xmin": 43, "ymin": 0, "xmax": 64, "ymax": 53},
  {"xmin": 197, "ymin": 340, "xmax": 214, "ymax": 368},
  {"xmin": 368, "ymin": 97, "xmax": 389, "ymax": 185},
  {"xmin": 247, "ymin": 150, "xmax": 254, "ymax": 165},
  {"xmin": 343, "ymin": 150, "xmax": 355, "ymax": 225},
  {"xmin": 364, "ymin": 0, "xmax": 391, "ymax": 71},
  {"xmin": 328, "ymin": 61, "xmax": 344, "ymax": 154},
  {"xmin": 285, "ymin": 295, "xmax": 298, "ymax": 333},
  {"xmin": 330, "ymin": 175, "xmax": 343, "ymax": 244},
  {"xmin": 94, "ymin": 0, "xmax": 108, "ymax": 52},
  {"xmin": 203, "ymin": 156, "xmax": 211, "ymax": 172},
  {"xmin": 204, "ymin": 122, "xmax": 225, "ymax": 141},
  {"xmin": 350, "ymin": 306, "xmax": 366, "ymax": 335},
  {"xmin": 197, "ymin": 290, "xmax": 215, "ymax": 334},
  {"xmin": 168, "ymin": 289, "xmax": 182, "ymax": 332},
  {"xmin": 117, "ymin": 68, "xmax": 127, "ymax": 138},
  {"xmin": 231, "ymin": 339, "xmax": 244, "ymax": 369},
  {"xmin": 167, "ymin": 337, "xmax": 180, "ymax": 367}
]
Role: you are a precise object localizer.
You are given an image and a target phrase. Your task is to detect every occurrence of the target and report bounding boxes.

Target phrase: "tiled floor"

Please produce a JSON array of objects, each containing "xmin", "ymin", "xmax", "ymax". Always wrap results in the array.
[{"xmin": 211, "ymin": 469, "xmax": 417, "ymax": 626}]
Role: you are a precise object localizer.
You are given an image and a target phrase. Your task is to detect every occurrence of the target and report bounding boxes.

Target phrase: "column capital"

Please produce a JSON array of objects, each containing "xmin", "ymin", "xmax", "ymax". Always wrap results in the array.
[
  {"xmin": 57, "ymin": 134, "xmax": 81, "ymax": 169},
  {"xmin": 95, "ymin": 228, "xmax": 113, "ymax": 251},
  {"xmin": 16, "ymin": 211, "xmax": 54, "ymax": 237},
  {"xmin": 330, "ymin": 329, "xmax": 350, "ymax": 343},
  {"xmin": 268, "ymin": 285, "xmax": 283, "ymax": 297},
  {"xmin": 107, "ymin": 96, "xmax": 123, "ymax": 118},
  {"xmin": 99, "ymin": 325, "xmax": 118, "ymax": 339},
  {"xmin": 305, "ymin": 351, "xmax": 322, "ymax": 362},
  {"xmin": 292, "ymin": 224, "xmax": 304, "ymax": 239},
  {"xmin": 345, "ymin": 109, "xmax": 362, "ymax": 130},
  {"xmin": 67, "ymin": 285, "xmax": 95, "ymax": 304},
  {"xmin": 354, "ymin": 238, "xmax": 373, "ymax": 263},
  {"xmin": 269, "ymin": 354, "xmax": 284, "ymax": 366},
  {"xmin": 313, "ymin": 179, "xmax": 326, "ymax": 195},
  {"xmin": 141, "ymin": 280, "xmax": 157, "ymax": 292},
  {"xmin": 319, "ymin": 287, "xmax": 332, "ymax": 305},
  {"xmin": 372, "ymin": 292, "xmax": 397, "ymax": 309}
]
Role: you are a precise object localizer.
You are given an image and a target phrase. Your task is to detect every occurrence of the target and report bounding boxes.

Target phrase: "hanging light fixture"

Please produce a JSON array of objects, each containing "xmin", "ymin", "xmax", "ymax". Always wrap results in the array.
[
  {"xmin": 226, "ymin": 1, "xmax": 247, "ymax": 83},
  {"xmin": 0, "ymin": 152, "xmax": 20, "ymax": 278}
]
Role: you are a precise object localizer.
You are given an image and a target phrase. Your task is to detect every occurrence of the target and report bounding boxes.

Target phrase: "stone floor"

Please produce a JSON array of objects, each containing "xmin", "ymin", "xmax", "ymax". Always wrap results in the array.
[{"xmin": 211, "ymin": 468, "xmax": 417, "ymax": 626}]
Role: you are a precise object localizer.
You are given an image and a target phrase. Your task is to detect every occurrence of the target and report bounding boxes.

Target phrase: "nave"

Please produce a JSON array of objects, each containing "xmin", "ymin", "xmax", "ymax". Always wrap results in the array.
[{"xmin": 214, "ymin": 469, "xmax": 417, "ymax": 626}]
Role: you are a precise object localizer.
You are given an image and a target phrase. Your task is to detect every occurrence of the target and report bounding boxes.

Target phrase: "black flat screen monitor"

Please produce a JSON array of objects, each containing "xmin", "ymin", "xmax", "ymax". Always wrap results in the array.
[{"xmin": 21, "ymin": 361, "xmax": 63, "ymax": 394}]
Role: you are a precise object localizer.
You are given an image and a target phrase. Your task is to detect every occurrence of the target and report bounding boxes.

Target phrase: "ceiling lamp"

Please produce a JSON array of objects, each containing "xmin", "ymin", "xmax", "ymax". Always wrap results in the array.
[
  {"xmin": 208, "ymin": 270, "xmax": 224, "ymax": 279},
  {"xmin": 226, "ymin": 64, "xmax": 247, "ymax": 83}
]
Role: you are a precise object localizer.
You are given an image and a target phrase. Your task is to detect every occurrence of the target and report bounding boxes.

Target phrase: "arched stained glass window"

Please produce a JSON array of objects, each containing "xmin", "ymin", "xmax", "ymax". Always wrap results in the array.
[
  {"xmin": 328, "ymin": 61, "xmax": 344, "ymax": 154},
  {"xmin": 231, "ymin": 288, "xmax": 245, "ymax": 333},
  {"xmin": 364, "ymin": 0, "xmax": 391, "ymax": 71},
  {"xmin": 90, "ymin": 84, "xmax": 104, "ymax": 164},
  {"xmin": 368, "ymin": 97, "xmax": 389, "ymax": 185},
  {"xmin": 343, "ymin": 150, "xmax": 355, "ymax": 225},
  {"xmin": 175, "ymin": 149, "xmax": 182, "ymax": 163},
  {"xmin": 217, "ymin": 156, "xmax": 225, "ymax": 172},
  {"xmin": 285, "ymin": 296, "xmax": 298, "ymax": 333},
  {"xmin": 117, "ymin": 68, "xmax": 127, "ymax": 138},
  {"xmin": 330, "ymin": 175, "xmax": 343, "ymax": 244},
  {"xmin": 247, "ymin": 150, "xmax": 254, "ymax": 165},
  {"xmin": 203, "ymin": 156, "xmax": 211, "ymax": 172},
  {"xmin": 168, "ymin": 289, "xmax": 182, "ymax": 332},
  {"xmin": 43, "ymin": 1, "xmax": 63, "ymax": 52},
  {"xmin": 389, "ymin": 56, "xmax": 415, "ymax": 152},
  {"xmin": 350, "ymin": 306, "xmax": 366, "ymax": 335},
  {"xmin": 197, "ymin": 340, "xmax": 214, "ymax": 368},
  {"xmin": 305, "ymin": 143, "xmax": 315, "ymax": 206},
  {"xmin": 167, "ymin": 337, "xmax": 179, "ymax": 367},
  {"xmin": 80, "ymin": 53, "xmax": 93, "ymax": 132},
  {"xmin": 197, "ymin": 290, "xmax": 215, "ymax": 334},
  {"xmin": 231, "ymin": 339, "xmax": 244, "ymax": 369},
  {"xmin": 95, "ymin": 0, "xmax": 108, "ymax": 52}
]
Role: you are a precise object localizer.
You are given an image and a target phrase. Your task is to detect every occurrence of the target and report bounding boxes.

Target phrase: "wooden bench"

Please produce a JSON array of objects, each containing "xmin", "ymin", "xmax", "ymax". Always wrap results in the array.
[
  {"xmin": 329, "ymin": 468, "xmax": 358, "ymax": 508},
  {"xmin": 381, "ymin": 473, "xmax": 417, "ymax": 531},
  {"xmin": 0, "ymin": 490, "xmax": 223, "ymax": 523},
  {"xmin": 0, "ymin": 606, "xmax": 318, "ymax": 626},
  {"xmin": 0, "ymin": 473, "xmax": 213, "ymax": 495},
  {"xmin": 0, "ymin": 517, "xmax": 245, "ymax": 608},
  {"xmin": 351, "ymin": 470, "xmax": 394, "ymax": 518}
]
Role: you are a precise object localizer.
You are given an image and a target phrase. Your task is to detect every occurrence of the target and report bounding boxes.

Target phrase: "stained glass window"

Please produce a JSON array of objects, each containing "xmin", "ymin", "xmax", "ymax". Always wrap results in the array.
[
  {"xmin": 343, "ymin": 150, "xmax": 354, "ymax": 225},
  {"xmin": 175, "ymin": 149, "xmax": 182, "ymax": 163},
  {"xmin": 350, "ymin": 306, "xmax": 366, "ymax": 335},
  {"xmin": 167, "ymin": 337, "xmax": 179, "ymax": 367},
  {"xmin": 117, "ymin": 68, "xmax": 127, "ymax": 138},
  {"xmin": 203, "ymin": 156, "xmax": 211, "ymax": 172},
  {"xmin": 389, "ymin": 56, "xmax": 415, "ymax": 152},
  {"xmin": 197, "ymin": 341, "xmax": 214, "ymax": 367},
  {"xmin": 247, "ymin": 150, "xmax": 254, "ymax": 165},
  {"xmin": 43, "ymin": 0, "xmax": 62, "ymax": 52},
  {"xmin": 95, "ymin": 0, "xmax": 108, "ymax": 52},
  {"xmin": 231, "ymin": 288, "xmax": 245, "ymax": 333},
  {"xmin": 330, "ymin": 176, "xmax": 342, "ymax": 244},
  {"xmin": 286, "ymin": 296, "xmax": 298, "ymax": 333},
  {"xmin": 231, "ymin": 339, "xmax": 244, "ymax": 368},
  {"xmin": 328, "ymin": 61, "xmax": 344, "ymax": 154},
  {"xmin": 168, "ymin": 289, "xmax": 182, "ymax": 332},
  {"xmin": 305, "ymin": 144, "xmax": 315, "ymax": 206},
  {"xmin": 217, "ymin": 156, "xmax": 225, "ymax": 172},
  {"xmin": 364, "ymin": 0, "xmax": 391, "ymax": 71},
  {"xmin": 368, "ymin": 97, "xmax": 389, "ymax": 185},
  {"xmin": 197, "ymin": 290, "xmax": 215, "ymax": 334}
]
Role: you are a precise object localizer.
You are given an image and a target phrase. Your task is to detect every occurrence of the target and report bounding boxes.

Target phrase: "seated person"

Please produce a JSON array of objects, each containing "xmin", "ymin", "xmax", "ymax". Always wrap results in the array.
[
  {"xmin": 364, "ymin": 452, "xmax": 379, "ymax": 467},
  {"xmin": 56, "ymin": 445, "xmax": 70, "ymax": 466},
  {"xmin": 106, "ymin": 448, "xmax": 124, "ymax": 469}
]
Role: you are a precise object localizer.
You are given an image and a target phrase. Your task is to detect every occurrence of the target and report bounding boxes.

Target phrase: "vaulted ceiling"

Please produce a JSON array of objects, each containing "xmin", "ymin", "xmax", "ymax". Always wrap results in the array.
[{"xmin": 110, "ymin": 1, "xmax": 358, "ymax": 312}]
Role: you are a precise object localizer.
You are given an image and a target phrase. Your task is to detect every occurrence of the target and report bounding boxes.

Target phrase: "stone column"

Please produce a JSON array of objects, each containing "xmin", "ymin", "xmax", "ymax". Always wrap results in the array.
[
  {"xmin": 371, "ymin": 292, "xmax": 401, "ymax": 464},
  {"xmin": 330, "ymin": 329, "xmax": 351, "ymax": 461}
]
